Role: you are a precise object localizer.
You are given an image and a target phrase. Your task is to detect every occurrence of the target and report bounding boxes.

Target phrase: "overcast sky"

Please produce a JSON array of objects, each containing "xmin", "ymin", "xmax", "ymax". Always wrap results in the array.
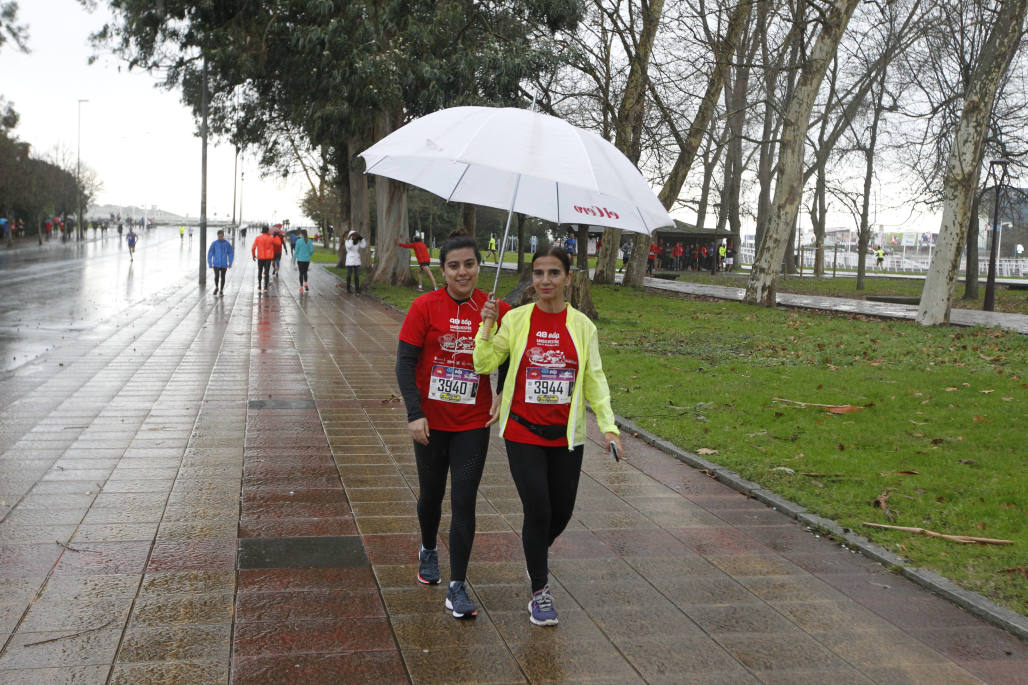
[{"xmin": 4, "ymin": 0, "xmax": 308, "ymax": 224}]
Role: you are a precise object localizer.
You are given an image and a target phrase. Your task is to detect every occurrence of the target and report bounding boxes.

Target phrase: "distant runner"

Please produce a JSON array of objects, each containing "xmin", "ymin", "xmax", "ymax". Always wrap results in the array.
[
  {"xmin": 126, "ymin": 228, "xmax": 138, "ymax": 261},
  {"xmin": 397, "ymin": 235, "xmax": 438, "ymax": 291}
]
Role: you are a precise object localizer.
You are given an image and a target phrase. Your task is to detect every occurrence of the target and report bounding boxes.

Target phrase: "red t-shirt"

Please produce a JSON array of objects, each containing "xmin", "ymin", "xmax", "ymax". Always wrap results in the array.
[
  {"xmin": 399, "ymin": 288, "xmax": 510, "ymax": 431},
  {"xmin": 648, "ymin": 245, "xmax": 657, "ymax": 260},
  {"xmin": 505, "ymin": 306, "xmax": 578, "ymax": 447},
  {"xmin": 399, "ymin": 241, "xmax": 431, "ymax": 264}
]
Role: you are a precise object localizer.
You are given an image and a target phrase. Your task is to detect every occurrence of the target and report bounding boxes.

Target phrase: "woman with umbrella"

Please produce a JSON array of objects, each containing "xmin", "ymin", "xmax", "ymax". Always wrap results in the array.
[
  {"xmin": 475, "ymin": 245, "xmax": 622, "ymax": 626},
  {"xmin": 395, "ymin": 231, "xmax": 511, "ymax": 619}
]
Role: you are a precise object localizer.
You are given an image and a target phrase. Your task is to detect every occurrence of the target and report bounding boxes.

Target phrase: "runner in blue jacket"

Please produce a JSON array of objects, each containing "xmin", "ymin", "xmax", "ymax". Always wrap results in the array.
[
  {"xmin": 292, "ymin": 229, "xmax": 315, "ymax": 293},
  {"xmin": 207, "ymin": 229, "xmax": 234, "ymax": 295}
]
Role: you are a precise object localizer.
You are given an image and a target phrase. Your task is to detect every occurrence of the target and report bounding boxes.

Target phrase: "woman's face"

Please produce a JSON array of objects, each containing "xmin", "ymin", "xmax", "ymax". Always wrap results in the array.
[
  {"xmin": 532, "ymin": 255, "xmax": 570, "ymax": 305},
  {"xmin": 442, "ymin": 247, "xmax": 480, "ymax": 299}
]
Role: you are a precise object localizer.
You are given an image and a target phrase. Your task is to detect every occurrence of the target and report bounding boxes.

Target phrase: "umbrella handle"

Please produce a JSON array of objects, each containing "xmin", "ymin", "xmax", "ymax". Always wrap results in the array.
[{"xmin": 491, "ymin": 174, "xmax": 522, "ymax": 297}]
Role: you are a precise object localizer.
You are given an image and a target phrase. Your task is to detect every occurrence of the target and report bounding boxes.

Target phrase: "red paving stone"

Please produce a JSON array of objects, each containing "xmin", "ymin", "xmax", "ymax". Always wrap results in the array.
[{"xmin": 0, "ymin": 257, "xmax": 1025, "ymax": 684}]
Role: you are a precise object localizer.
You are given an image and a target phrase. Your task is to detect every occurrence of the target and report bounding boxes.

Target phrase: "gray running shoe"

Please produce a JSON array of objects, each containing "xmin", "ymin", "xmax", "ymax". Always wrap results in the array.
[
  {"xmin": 445, "ymin": 581, "xmax": 478, "ymax": 619},
  {"xmin": 417, "ymin": 547, "xmax": 440, "ymax": 585},
  {"xmin": 529, "ymin": 585, "xmax": 558, "ymax": 626}
]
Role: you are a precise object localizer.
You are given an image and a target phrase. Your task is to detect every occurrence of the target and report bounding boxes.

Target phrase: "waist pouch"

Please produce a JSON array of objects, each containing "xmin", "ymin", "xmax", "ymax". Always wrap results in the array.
[{"xmin": 509, "ymin": 411, "xmax": 566, "ymax": 441}]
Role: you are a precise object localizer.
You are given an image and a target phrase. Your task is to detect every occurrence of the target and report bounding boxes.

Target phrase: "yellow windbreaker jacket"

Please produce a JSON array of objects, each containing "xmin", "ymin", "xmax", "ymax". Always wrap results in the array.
[{"xmin": 473, "ymin": 303, "xmax": 619, "ymax": 450}]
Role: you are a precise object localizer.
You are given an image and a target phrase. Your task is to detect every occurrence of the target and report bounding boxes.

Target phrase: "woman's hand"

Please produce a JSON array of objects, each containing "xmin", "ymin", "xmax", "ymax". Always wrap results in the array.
[
  {"xmin": 604, "ymin": 432, "xmax": 624, "ymax": 460},
  {"xmin": 486, "ymin": 393, "xmax": 502, "ymax": 426},
  {"xmin": 480, "ymin": 297, "xmax": 498, "ymax": 339},
  {"xmin": 408, "ymin": 418, "xmax": 430, "ymax": 446}
]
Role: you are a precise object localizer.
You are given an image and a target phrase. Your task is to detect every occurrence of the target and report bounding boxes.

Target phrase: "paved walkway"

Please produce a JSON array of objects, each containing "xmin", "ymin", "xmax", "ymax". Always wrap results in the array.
[{"xmin": 0, "ymin": 257, "xmax": 1025, "ymax": 684}]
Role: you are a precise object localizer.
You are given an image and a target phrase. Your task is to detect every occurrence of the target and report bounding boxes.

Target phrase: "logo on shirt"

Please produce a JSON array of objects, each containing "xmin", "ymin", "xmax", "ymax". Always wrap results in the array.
[
  {"xmin": 527, "ymin": 346, "xmax": 567, "ymax": 367},
  {"xmin": 439, "ymin": 333, "xmax": 475, "ymax": 355}
]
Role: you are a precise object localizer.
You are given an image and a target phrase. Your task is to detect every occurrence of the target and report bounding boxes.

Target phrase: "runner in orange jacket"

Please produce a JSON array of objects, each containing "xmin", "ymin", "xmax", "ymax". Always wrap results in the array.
[{"xmin": 251, "ymin": 226, "xmax": 276, "ymax": 291}]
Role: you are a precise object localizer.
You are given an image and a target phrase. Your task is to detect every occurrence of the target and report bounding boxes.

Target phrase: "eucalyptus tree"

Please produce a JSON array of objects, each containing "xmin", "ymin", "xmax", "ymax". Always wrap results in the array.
[
  {"xmin": 894, "ymin": 0, "xmax": 1028, "ymax": 304},
  {"xmin": 744, "ymin": 0, "xmax": 861, "ymax": 306},
  {"xmin": 916, "ymin": 0, "xmax": 1028, "ymax": 325}
]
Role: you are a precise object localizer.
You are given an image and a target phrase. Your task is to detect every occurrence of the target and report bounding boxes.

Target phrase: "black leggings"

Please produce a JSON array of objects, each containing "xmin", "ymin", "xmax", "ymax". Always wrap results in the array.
[
  {"xmin": 346, "ymin": 265, "xmax": 360, "ymax": 291},
  {"xmin": 505, "ymin": 440, "xmax": 584, "ymax": 592},
  {"xmin": 415, "ymin": 427, "xmax": 489, "ymax": 582},
  {"xmin": 257, "ymin": 259, "xmax": 272, "ymax": 288},
  {"xmin": 213, "ymin": 267, "xmax": 226, "ymax": 290},
  {"xmin": 297, "ymin": 261, "xmax": 310, "ymax": 287}
]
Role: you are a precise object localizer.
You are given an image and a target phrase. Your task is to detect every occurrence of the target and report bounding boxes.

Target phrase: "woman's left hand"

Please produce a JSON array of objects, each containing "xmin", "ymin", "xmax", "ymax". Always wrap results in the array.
[
  {"xmin": 604, "ymin": 432, "xmax": 624, "ymax": 460},
  {"xmin": 486, "ymin": 394, "xmax": 502, "ymax": 427}
]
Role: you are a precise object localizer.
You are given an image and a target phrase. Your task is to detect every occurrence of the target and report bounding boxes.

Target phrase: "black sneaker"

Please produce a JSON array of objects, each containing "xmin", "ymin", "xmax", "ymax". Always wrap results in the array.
[
  {"xmin": 445, "ymin": 581, "xmax": 478, "ymax": 619},
  {"xmin": 417, "ymin": 548, "xmax": 440, "ymax": 585}
]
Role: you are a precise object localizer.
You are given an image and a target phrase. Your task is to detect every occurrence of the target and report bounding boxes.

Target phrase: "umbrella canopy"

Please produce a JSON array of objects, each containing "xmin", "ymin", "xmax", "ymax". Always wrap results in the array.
[{"xmin": 359, "ymin": 106, "xmax": 674, "ymax": 234}]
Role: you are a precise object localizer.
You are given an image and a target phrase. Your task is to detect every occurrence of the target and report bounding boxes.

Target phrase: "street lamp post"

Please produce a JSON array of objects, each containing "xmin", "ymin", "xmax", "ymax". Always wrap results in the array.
[
  {"xmin": 199, "ymin": 53, "xmax": 208, "ymax": 287},
  {"xmin": 232, "ymin": 146, "xmax": 239, "ymax": 227},
  {"xmin": 76, "ymin": 99, "xmax": 89, "ymax": 241},
  {"xmin": 984, "ymin": 159, "xmax": 1009, "ymax": 311}
]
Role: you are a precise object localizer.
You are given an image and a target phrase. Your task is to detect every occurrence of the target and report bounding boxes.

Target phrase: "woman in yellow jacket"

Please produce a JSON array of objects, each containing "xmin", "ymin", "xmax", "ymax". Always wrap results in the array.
[{"xmin": 476, "ymin": 245, "xmax": 622, "ymax": 626}]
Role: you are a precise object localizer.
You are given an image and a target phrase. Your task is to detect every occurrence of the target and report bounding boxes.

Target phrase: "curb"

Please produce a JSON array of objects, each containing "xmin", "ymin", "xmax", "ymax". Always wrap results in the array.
[{"xmin": 614, "ymin": 415, "xmax": 1028, "ymax": 642}]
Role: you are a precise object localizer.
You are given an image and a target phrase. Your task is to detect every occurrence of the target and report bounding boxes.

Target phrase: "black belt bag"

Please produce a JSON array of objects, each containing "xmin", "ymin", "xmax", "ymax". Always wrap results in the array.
[{"xmin": 508, "ymin": 411, "xmax": 566, "ymax": 441}]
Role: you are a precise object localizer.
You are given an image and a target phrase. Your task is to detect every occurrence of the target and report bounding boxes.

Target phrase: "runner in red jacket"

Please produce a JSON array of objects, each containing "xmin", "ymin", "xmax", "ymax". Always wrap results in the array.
[{"xmin": 397, "ymin": 235, "xmax": 438, "ymax": 291}]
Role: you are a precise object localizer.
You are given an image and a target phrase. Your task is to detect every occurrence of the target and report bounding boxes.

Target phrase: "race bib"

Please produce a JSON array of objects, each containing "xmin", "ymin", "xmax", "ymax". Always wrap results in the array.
[
  {"xmin": 525, "ymin": 367, "xmax": 575, "ymax": 404},
  {"xmin": 428, "ymin": 365, "xmax": 479, "ymax": 404}
]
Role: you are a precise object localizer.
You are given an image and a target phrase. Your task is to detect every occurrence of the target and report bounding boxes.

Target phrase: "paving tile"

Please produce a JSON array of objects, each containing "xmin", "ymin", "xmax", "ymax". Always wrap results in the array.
[
  {"xmin": 236, "ymin": 536, "xmax": 368, "ymax": 570},
  {"xmin": 110, "ymin": 660, "xmax": 229, "ymax": 685},
  {"xmin": 20, "ymin": 596, "xmax": 133, "ymax": 632},
  {"xmin": 401, "ymin": 645, "xmax": 525, "ymax": 684},
  {"xmin": 139, "ymin": 570, "xmax": 236, "ymax": 597},
  {"xmin": 509, "ymin": 638, "xmax": 640, "ymax": 683},
  {"xmin": 147, "ymin": 539, "xmax": 237, "ymax": 572},
  {"xmin": 389, "ymin": 612, "xmax": 504, "ymax": 651},
  {"xmin": 616, "ymin": 634, "xmax": 756, "ymax": 683},
  {"xmin": 235, "ymin": 589, "xmax": 385, "ymax": 622},
  {"xmin": 51, "ymin": 541, "xmax": 152, "ymax": 576},
  {"xmin": 862, "ymin": 663, "xmax": 991, "ymax": 685},
  {"xmin": 236, "ymin": 566, "xmax": 378, "ymax": 593},
  {"xmin": 0, "ymin": 627, "xmax": 123, "ymax": 669},
  {"xmin": 232, "ymin": 617, "xmax": 396, "ymax": 656},
  {"xmin": 230, "ymin": 651, "xmax": 406, "ymax": 685},
  {"xmin": 0, "ymin": 664, "xmax": 111, "ymax": 684},
  {"xmin": 117, "ymin": 623, "xmax": 232, "ymax": 662},
  {"xmin": 130, "ymin": 593, "xmax": 235, "ymax": 627},
  {"xmin": 716, "ymin": 632, "xmax": 854, "ymax": 671},
  {"xmin": 908, "ymin": 625, "xmax": 1028, "ymax": 662}
]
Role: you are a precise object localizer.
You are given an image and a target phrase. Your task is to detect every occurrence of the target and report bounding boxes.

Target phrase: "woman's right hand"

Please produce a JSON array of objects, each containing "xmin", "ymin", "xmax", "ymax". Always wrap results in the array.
[
  {"xmin": 480, "ymin": 297, "xmax": 498, "ymax": 338},
  {"xmin": 408, "ymin": 418, "xmax": 430, "ymax": 445}
]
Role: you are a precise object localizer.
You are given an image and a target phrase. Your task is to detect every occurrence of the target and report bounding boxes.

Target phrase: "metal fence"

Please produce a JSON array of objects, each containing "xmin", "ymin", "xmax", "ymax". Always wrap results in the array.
[{"xmin": 737, "ymin": 246, "xmax": 1028, "ymax": 278}]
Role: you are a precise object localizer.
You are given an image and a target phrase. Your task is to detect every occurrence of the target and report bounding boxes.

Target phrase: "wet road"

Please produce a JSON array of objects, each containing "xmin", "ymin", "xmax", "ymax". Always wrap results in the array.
[{"xmin": 0, "ymin": 228, "xmax": 237, "ymax": 372}]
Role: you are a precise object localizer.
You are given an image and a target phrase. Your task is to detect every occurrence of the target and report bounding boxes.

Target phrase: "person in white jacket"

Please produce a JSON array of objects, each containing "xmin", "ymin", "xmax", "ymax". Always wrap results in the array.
[{"xmin": 344, "ymin": 230, "xmax": 367, "ymax": 293}]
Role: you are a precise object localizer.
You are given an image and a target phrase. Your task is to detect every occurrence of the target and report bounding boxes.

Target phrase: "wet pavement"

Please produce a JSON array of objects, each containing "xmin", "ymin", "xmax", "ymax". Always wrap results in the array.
[{"xmin": 0, "ymin": 250, "xmax": 1025, "ymax": 684}]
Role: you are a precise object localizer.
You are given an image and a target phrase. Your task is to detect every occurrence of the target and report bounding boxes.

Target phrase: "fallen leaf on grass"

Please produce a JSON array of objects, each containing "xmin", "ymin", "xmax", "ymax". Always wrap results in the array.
[
  {"xmin": 696, "ymin": 448, "xmax": 719, "ymax": 455},
  {"xmin": 973, "ymin": 416, "xmax": 990, "ymax": 423},
  {"xmin": 895, "ymin": 470, "xmax": 920, "ymax": 476},
  {"xmin": 979, "ymin": 389, "xmax": 994, "ymax": 394},
  {"xmin": 1002, "ymin": 397, "xmax": 1013, "ymax": 401},
  {"xmin": 826, "ymin": 405, "xmax": 863, "ymax": 414}
]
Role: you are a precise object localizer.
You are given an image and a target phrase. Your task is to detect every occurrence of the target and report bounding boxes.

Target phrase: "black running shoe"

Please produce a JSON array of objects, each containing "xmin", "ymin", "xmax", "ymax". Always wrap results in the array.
[
  {"xmin": 417, "ymin": 548, "xmax": 440, "ymax": 585},
  {"xmin": 445, "ymin": 581, "xmax": 478, "ymax": 619}
]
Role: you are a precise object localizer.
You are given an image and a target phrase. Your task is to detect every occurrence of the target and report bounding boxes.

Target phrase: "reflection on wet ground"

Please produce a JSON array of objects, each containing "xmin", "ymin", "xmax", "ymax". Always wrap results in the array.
[
  {"xmin": 0, "ymin": 228, "xmax": 239, "ymax": 372},
  {"xmin": 0, "ymin": 249, "xmax": 1025, "ymax": 684}
]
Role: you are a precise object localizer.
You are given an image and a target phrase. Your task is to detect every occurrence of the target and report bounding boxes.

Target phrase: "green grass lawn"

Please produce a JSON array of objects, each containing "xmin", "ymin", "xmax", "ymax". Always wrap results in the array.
[
  {"xmin": 361, "ymin": 269, "xmax": 1027, "ymax": 613},
  {"xmin": 675, "ymin": 271, "xmax": 1028, "ymax": 315}
]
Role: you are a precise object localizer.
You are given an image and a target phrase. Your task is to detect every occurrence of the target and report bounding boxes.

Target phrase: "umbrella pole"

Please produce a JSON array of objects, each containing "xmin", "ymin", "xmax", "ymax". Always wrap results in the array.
[{"xmin": 491, "ymin": 174, "xmax": 522, "ymax": 296}]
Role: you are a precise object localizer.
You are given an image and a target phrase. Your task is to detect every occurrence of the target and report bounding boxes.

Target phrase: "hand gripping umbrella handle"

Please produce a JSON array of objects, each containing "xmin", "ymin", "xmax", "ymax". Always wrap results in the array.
[{"xmin": 482, "ymin": 173, "xmax": 522, "ymax": 341}]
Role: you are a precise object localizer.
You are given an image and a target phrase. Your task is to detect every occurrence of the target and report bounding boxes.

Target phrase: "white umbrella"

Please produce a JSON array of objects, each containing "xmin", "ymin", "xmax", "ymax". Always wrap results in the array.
[{"xmin": 360, "ymin": 106, "xmax": 674, "ymax": 291}]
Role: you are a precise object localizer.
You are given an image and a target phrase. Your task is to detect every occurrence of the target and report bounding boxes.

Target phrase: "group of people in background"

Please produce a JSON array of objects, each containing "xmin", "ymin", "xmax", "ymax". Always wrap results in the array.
[
  {"xmin": 646, "ymin": 239, "xmax": 735, "ymax": 274},
  {"xmin": 396, "ymin": 230, "xmax": 622, "ymax": 627}
]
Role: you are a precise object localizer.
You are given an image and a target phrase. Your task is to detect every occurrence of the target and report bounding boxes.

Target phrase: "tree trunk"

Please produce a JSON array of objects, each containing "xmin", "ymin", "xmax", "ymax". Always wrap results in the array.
[
  {"xmin": 917, "ymin": 0, "xmax": 1026, "ymax": 325},
  {"xmin": 623, "ymin": 232, "xmax": 652, "ymax": 286},
  {"xmin": 595, "ymin": 0, "xmax": 667, "ymax": 285},
  {"xmin": 576, "ymin": 224, "xmax": 589, "ymax": 271},
  {"xmin": 813, "ymin": 164, "xmax": 826, "ymax": 276},
  {"xmin": 462, "ymin": 203, "xmax": 476, "ymax": 237},
  {"xmin": 344, "ymin": 135, "xmax": 369, "ymax": 269},
  {"xmin": 963, "ymin": 190, "xmax": 980, "ymax": 300},
  {"xmin": 744, "ymin": 0, "xmax": 861, "ymax": 306},
  {"xmin": 371, "ymin": 110, "xmax": 414, "ymax": 285}
]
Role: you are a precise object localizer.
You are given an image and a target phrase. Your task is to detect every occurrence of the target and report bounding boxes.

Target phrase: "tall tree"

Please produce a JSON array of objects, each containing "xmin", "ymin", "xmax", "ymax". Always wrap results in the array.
[
  {"xmin": 917, "ymin": 0, "xmax": 1027, "ymax": 325},
  {"xmin": 744, "ymin": 0, "xmax": 862, "ymax": 306}
]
